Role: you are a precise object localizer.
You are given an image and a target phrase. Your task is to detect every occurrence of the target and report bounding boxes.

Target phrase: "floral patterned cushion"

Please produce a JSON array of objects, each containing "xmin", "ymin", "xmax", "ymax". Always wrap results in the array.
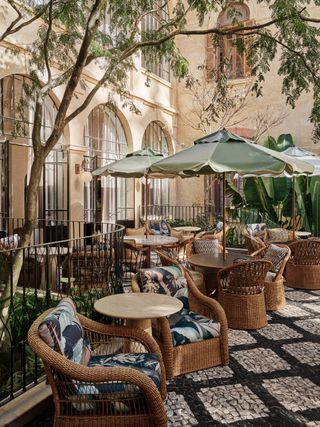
[
  {"xmin": 149, "ymin": 220, "xmax": 170, "ymax": 235},
  {"xmin": 193, "ymin": 238, "xmax": 221, "ymax": 255},
  {"xmin": 138, "ymin": 266, "xmax": 187, "ymax": 296},
  {"xmin": 38, "ymin": 298, "xmax": 91, "ymax": 365},
  {"xmin": 169, "ymin": 309, "xmax": 220, "ymax": 346},
  {"xmin": 246, "ymin": 223, "xmax": 267, "ymax": 237},
  {"xmin": 264, "ymin": 244, "xmax": 289, "ymax": 273},
  {"xmin": 87, "ymin": 353, "xmax": 161, "ymax": 392},
  {"xmin": 0, "ymin": 233, "xmax": 19, "ymax": 250},
  {"xmin": 215, "ymin": 221, "xmax": 223, "ymax": 233}
]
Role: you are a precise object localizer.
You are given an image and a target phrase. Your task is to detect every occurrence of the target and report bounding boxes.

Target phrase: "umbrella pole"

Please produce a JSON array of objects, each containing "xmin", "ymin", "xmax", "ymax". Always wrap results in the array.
[
  {"xmin": 145, "ymin": 175, "xmax": 149, "ymax": 238},
  {"xmin": 223, "ymin": 172, "xmax": 226, "ymax": 260},
  {"xmin": 292, "ymin": 175, "xmax": 296, "ymax": 239}
]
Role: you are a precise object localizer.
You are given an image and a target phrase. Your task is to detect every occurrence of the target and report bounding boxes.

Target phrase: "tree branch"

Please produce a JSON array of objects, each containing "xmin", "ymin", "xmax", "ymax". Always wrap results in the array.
[
  {"xmin": 0, "ymin": 1, "xmax": 50, "ymax": 42},
  {"xmin": 42, "ymin": 0, "xmax": 54, "ymax": 86}
]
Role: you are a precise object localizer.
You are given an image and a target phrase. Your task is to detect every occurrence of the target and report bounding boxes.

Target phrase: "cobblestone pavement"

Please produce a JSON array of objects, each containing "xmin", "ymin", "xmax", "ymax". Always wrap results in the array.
[{"xmin": 27, "ymin": 287, "xmax": 320, "ymax": 426}]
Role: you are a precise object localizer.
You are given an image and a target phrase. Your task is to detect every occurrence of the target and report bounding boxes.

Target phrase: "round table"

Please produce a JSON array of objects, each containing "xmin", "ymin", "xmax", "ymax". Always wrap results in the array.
[
  {"xmin": 94, "ymin": 293, "xmax": 183, "ymax": 334},
  {"xmin": 173, "ymin": 226, "xmax": 201, "ymax": 234},
  {"xmin": 188, "ymin": 253, "xmax": 252, "ymax": 295},
  {"xmin": 295, "ymin": 231, "xmax": 312, "ymax": 239},
  {"xmin": 124, "ymin": 235, "xmax": 178, "ymax": 267}
]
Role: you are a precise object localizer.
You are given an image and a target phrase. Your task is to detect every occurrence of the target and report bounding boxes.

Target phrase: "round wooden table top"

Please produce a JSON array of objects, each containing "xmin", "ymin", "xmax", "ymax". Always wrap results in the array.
[
  {"xmin": 188, "ymin": 253, "xmax": 252, "ymax": 270},
  {"xmin": 123, "ymin": 235, "xmax": 178, "ymax": 246},
  {"xmin": 94, "ymin": 293, "xmax": 183, "ymax": 320}
]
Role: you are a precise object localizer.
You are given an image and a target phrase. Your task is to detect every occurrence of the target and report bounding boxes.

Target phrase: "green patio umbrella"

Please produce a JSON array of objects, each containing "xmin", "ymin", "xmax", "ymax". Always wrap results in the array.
[
  {"xmin": 149, "ymin": 129, "xmax": 314, "ymax": 256},
  {"xmin": 92, "ymin": 148, "xmax": 169, "ymax": 236}
]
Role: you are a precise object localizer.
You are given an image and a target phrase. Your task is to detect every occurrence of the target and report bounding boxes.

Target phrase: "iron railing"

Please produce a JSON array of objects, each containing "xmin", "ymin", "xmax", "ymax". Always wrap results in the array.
[{"xmin": 0, "ymin": 222, "xmax": 124, "ymax": 405}]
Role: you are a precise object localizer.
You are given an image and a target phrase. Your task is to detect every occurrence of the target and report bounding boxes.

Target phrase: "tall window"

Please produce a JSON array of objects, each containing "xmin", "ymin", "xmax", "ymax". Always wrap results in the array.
[
  {"xmin": 0, "ymin": 74, "xmax": 67, "ymax": 221},
  {"xmin": 142, "ymin": 121, "xmax": 169, "ymax": 208},
  {"xmin": 208, "ymin": 2, "xmax": 251, "ymax": 80},
  {"xmin": 141, "ymin": 1, "xmax": 170, "ymax": 81},
  {"xmin": 84, "ymin": 105, "xmax": 133, "ymax": 223}
]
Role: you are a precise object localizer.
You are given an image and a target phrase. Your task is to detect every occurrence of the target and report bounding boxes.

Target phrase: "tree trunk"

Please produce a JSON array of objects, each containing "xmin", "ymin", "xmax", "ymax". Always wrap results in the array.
[{"xmin": 0, "ymin": 152, "xmax": 45, "ymax": 339}]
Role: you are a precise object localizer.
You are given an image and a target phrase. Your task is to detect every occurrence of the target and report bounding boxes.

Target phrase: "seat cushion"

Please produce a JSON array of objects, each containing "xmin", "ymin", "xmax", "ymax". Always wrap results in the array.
[
  {"xmin": 169, "ymin": 309, "xmax": 221, "ymax": 346},
  {"xmin": 193, "ymin": 238, "xmax": 221, "ymax": 255},
  {"xmin": 265, "ymin": 271, "xmax": 277, "ymax": 282},
  {"xmin": 246, "ymin": 223, "xmax": 267, "ymax": 237},
  {"xmin": 138, "ymin": 266, "xmax": 187, "ymax": 296},
  {"xmin": 88, "ymin": 353, "xmax": 161, "ymax": 391},
  {"xmin": 0, "ymin": 233, "xmax": 19, "ymax": 250},
  {"xmin": 38, "ymin": 298, "xmax": 91, "ymax": 365},
  {"xmin": 149, "ymin": 220, "xmax": 170, "ymax": 235},
  {"xmin": 264, "ymin": 244, "xmax": 289, "ymax": 273},
  {"xmin": 126, "ymin": 227, "xmax": 145, "ymax": 236}
]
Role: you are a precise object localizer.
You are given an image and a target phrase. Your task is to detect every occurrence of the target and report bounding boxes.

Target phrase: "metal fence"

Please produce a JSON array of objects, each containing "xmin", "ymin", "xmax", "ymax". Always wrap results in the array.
[{"xmin": 0, "ymin": 222, "xmax": 124, "ymax": 405}]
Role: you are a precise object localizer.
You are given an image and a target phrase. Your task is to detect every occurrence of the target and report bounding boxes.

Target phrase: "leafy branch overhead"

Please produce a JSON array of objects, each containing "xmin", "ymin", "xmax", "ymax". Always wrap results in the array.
[{"xmin": 1, "ymin": 0, "xmax": 320, "ymax": 141}]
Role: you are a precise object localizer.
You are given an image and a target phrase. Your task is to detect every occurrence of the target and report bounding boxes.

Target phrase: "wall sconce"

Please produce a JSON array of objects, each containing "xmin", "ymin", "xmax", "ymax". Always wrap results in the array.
[{"xmin": 75, "ymin": 158, "xmax": 93, "ymax": 183}]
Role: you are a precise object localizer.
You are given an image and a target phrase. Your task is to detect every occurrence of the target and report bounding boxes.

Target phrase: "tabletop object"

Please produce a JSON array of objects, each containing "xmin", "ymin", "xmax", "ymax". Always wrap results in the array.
[{"xmin": 94, "ymin": 293, "xmax": 183, "ymax": 334}]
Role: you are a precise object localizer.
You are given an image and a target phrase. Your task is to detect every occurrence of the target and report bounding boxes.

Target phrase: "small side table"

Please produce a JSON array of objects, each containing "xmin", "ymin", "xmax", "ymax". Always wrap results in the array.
[{"xmin": 94, "ymin": 293, "xmax": 183, "ymax": 335}]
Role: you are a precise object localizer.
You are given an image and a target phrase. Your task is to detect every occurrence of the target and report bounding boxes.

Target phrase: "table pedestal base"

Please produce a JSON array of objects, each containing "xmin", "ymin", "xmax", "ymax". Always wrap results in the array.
[{"xmin": 126, "ymin": 318, "xmax": 152, "ymax": 335}]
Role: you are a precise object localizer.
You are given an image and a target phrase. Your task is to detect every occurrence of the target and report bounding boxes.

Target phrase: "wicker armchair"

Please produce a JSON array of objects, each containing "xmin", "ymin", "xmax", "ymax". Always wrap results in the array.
[
  {"xmin": 123, "ymin": 240, "xmax": 149, "ymax": 279},
  {"xmin": 217, "ymin": 260, "xmax": 272, "ymax": 329},
  {"xmin": 251, "ymin": 244, "xmax": 291, "ymax": 311},
  {"xmin": 285, "ymin": 240, "xmax": 320, "ymax": 289},
  {"xmin": 131, "ymin": 267, "xmax": 229, "ymax": 379},
  {"xmin": 28, "ymin": 307, "xmax": 167, "ymax": 427},
  {"xmin": 243, "ymin": 230, "xmax": 267, "ymax": 255}
]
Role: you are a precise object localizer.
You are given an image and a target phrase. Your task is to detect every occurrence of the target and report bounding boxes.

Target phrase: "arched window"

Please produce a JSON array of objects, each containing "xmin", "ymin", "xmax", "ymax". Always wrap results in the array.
[
  {"xmin": 208, "ymin": 2, "xmax": 251, "ymax": 80},
  {"xmin": 141, "ymin": 1, "xmax": 170, "ymax": 81},
  {"xmin": 84, "ymin": 105, "xmax": 133, "ymax": 223},
  {"xmin": 142, "ymin": 121, "xmax": 169, "ymax": 209},
  {"xmin": 0, "ymin": 74, "xmax": 67, "ymax": 221}
]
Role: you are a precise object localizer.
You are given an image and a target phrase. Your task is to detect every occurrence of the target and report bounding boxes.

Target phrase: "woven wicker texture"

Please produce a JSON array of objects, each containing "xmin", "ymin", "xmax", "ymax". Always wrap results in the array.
[
  {"xmin": 243, "ymin": 231, "xmax": 266, "ymax": 255},
  {"xmin": 251, "ymin": 244, "xmax": 290, "ymax": 311},
  {"xmin": 217, "ymin": 260, "xmax": 271, "ymax": 329},
  {"xmin": 132, "ymin": 251, "xmax": 229, "ymax": 379},
  {"xmin": 285, "ymin": 240, "xmax": 320, "ymax": 289},
  {"xmin": 28, "ymin": 310, "xmax": 168, "ymax": 427}
]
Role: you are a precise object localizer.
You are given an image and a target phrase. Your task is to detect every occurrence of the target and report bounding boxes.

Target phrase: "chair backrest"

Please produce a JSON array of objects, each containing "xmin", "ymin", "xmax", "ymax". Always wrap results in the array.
[
  {"xmin": 135, "ymin": 265, "xmax": 187, "ymax": 296},
  {"xmin": 217, "ymin": 260, "xmax": 271, "ymax": 295},
  {"xmin": 288, "ymin": 240, "xmax": 320, "ymax": 265},
  {"xmin": 253, "ymin": 244, "xmax": 291, "ymax": 279},
  {"xmin": 149, "ymin": 220, "xmax": 171, "ymax": 235},
  {"xmin": 267, "ymin": 227, "xmax": 293, "ymax": 242},
  {"xmin": 37, "ymin": 297, "xmax": 91, "ymax": 365},
  {"xmin": 246, "ymin": 223, "xmax": 267, "ymax": 237},
  {"xmin": 243, "ymin": 232, "xmax": 266, "ymax": 255}
]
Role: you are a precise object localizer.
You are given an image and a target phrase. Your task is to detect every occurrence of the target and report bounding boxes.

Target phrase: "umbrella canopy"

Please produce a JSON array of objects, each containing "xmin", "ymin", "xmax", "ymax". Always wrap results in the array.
[
  {"xmin": 149, "ymin": 129, "xmax": 314, "ymax": 257},
  {"xmin": 283, "ymin": 146, "xmax": 320, "ymax": 176},
  {"xmin": 92, "ymin": 148, "xmax": 164, "ymax": 178},
  {"xmin": 150, "ymin": 129, "xmax": 314, "ymax": 177}
]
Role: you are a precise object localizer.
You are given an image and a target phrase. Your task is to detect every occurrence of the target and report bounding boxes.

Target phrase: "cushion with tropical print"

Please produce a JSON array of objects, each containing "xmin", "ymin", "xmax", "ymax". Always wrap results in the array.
[
  {"xmin": 38, "ymin": 297, "xmax": 91, "ymax": 365},
  {"xmin": 264, "ymin": 244, "xmax": 289, "ymax": 273},
  {"xmin": 169, "ymin": 309, "xmax": 221, "ymax": 346},
  {"xmin": 138, "ymin": 265, "xmax": 187, "ymax": 296},
  {"xmin": 246, "ymin": 223, "xmax": 267, "ymax": 236},
  {"xmin": 215, "ymin": 221, "xmax": 224, "ymax": 233}
]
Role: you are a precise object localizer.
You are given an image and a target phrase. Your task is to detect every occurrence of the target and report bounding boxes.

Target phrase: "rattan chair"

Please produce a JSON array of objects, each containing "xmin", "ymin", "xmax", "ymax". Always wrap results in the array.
[
  {"xmin": 123, "ymin": 240, "xmax": 149, "ymax": 279},
  {"xmin": 28, "ymin": 309, "xmax": 167, "ymax": 427},
  {"xmin": 285, "ymin": 240, "xmax": 320, "ymax": 289},
  {"xmin": 243, "ymin": 230, "xmax": 267, "ymax": 255},
  {"xmin": 217, "ymin": 260, "xmax": 271, "ymax": 329},
  {"xmin": 251, "ymin": 244, "xmax": 291, "ymax": 311},
  {"xmin": 131, "ymin": 263, "xmax": 229, "ymax": 379}
]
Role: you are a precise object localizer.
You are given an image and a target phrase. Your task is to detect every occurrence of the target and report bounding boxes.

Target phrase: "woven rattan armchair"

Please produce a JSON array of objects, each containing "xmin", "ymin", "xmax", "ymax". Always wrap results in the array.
[
  {"xmin": 285, "ymin": 240, "xmax": 320, "ymax": 289},
  {"xmin": 131, "ymin": 265, "xmax": 229, "ymax": 379},
  {"xmin": 28, "ymin": 310, "xmax": 167, "ymax": 427},
  {"xmin": 243, "ymin": 230, "xmax": 267, "ymax": 255},
  {"xmin": 123, "ymin": 240, "xmax": 149, "ymax": 279},
  {"xmin": 251, "ymin": 244, "xmax": 291, "ymax": 311},
  {"xmin": 217, "ymin": 260, "xmax": 272, "ymax": 329}
]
